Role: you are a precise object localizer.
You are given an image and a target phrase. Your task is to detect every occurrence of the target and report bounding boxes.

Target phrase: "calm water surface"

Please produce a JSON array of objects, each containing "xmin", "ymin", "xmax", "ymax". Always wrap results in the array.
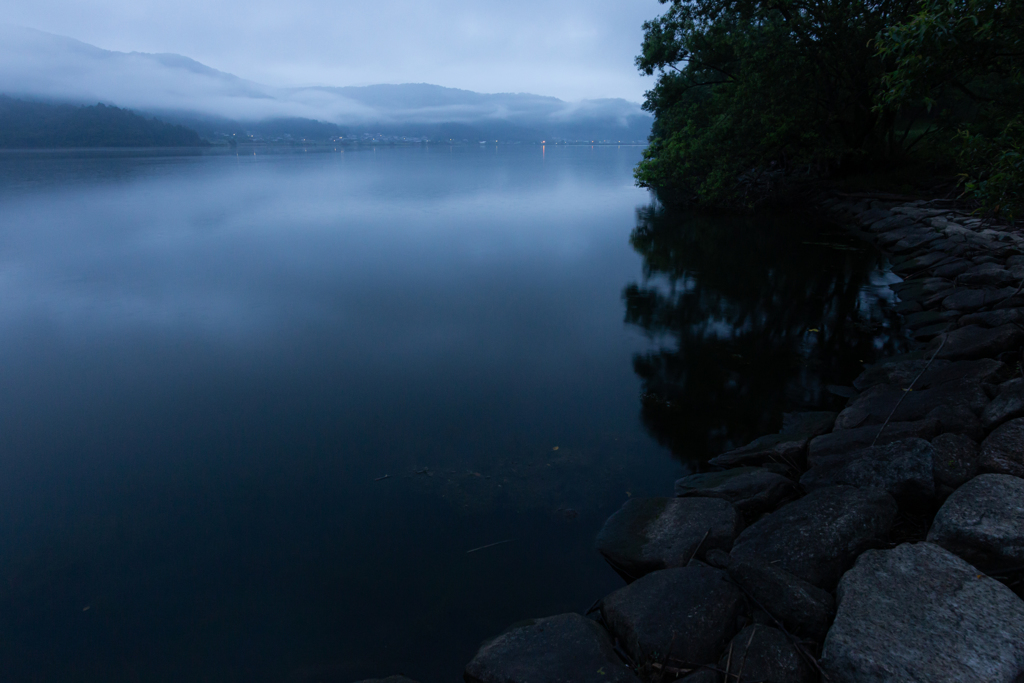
[{"xmin": 0, "ymin": 146, "xmax": 905, "ymax": 682}]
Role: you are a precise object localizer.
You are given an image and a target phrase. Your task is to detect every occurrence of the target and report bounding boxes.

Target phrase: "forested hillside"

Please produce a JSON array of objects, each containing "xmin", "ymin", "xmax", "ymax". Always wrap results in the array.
[{"xmin": 0, "ymin": 96, "xmax": 207, "ymax": 148}]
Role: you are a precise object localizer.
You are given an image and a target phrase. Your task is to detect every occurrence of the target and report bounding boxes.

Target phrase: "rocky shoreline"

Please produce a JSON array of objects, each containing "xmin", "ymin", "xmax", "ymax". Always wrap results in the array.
[{"xmin": 361, "ymin": 193, "xmax": 1024, "ymax": 683}]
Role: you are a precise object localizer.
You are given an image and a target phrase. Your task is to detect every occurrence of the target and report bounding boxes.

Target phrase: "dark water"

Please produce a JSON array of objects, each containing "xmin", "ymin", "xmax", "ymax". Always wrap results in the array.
[{"xmin": 0, "ymin": 146, "xmax": 904, "ymax": 683}]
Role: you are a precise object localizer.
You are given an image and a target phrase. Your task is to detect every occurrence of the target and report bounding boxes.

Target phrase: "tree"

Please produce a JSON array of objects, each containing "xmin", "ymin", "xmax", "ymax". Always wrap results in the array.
[
  {"xmin": 634, "ymin": 0, "xmax": 916, "ymax": 206},
  {"xmin": 876, "ymin": 0, "xmax": 1023, "ymax": 218}
]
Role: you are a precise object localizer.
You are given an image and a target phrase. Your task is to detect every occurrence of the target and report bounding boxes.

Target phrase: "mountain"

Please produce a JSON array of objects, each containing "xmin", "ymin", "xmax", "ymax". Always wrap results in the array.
[
  {"xmin": 0, "ymin": 96, "xmax": 207, "ymax": 148},
  {"xmin": 0, "ymin": 24, "xmax": 651, "ymax": 143}
]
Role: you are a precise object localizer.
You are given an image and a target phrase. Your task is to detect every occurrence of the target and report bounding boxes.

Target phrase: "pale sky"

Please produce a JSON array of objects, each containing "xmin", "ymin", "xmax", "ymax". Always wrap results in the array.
[{"xmin": 1, "ymin": 0, "xmax": 663, "ymax": 102}]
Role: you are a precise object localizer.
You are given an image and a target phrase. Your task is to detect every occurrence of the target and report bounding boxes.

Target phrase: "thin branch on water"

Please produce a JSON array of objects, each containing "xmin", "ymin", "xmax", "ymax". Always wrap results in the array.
[
  {"xmin": 686, "ymin": 529, "xmax": 711, "ymax": 566},
  {"xmin": 465, "ymin": 539, "xmax": 514, "ymax": 554}
]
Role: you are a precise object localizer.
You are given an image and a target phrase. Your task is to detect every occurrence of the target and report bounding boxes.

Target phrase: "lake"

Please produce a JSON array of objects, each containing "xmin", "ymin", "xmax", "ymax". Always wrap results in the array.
[{"xmin": 0, "ymin": 145, "xmax": 905, "ymax": 682}]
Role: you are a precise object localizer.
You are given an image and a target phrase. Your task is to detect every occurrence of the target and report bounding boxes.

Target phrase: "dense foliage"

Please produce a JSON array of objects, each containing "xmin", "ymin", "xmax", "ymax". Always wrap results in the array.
[
  {"xmin": 0, "ymin": 97, "xmax": 207, "ymax": 148},
  {"xmin": 877, "ymin": 0, "xmax": 1023, "ymax": 218},
  {"xmin": 636, "ymin": 0, "xmax": 1023, "ymax": 214}
]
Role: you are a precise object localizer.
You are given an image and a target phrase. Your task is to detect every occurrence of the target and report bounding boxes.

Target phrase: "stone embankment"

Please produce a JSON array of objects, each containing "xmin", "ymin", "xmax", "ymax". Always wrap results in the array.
[{"xmin": 362, "ymin": 193, "xmax": 1024, "ymax": 682}]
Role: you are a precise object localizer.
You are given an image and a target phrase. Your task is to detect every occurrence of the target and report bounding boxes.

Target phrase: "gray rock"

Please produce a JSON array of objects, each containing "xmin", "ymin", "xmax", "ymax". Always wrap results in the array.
[
  {"xmin": 959, "ymin": 267, "xmax": 1017, "ymax": 287},
  {"xmin": 933, "ymin": 259, "xmax": 971, "ymax": 279},
  {"xmin": 677, "ymin": 671, "xmax": 718, "ymax": 683},
  {"xmin": 981, "ymin": 377, "xmax": 1024, "ymax": 429},
  {"xmin": 834, "ymin": 379, "xmax": 987, "ymax": 434},
  {"xmin": 891, "ymin": 206, "xmax": 948, "ymax": 220},
  {"xmin": 727, "ymin": 560, "xmax": 835, "ymax": 641},
  {"xmin": 355, "ymin": 678, "xmax": 419, "ymax": 683},
  {"xmin": 917, "ymin": 358, "xmax": 1009, "ymax": 388},
  {"xmin": 980, "ymin": 417, "xmax": 1024, "ymax": 478},
  {"xmin": 890, "ymin": 277, "xmax": 953, "ymax": 301},
  {"xmin": 898, "ymin": 251, "xmax": 954, "ymax": 272},
  {"xmin": 942, "ymin": 287, "xmax": 1018, "ymax": 312},
  {"xmin": 676, "ymin": 468, "xmax": 798, "ymax": 518},
  {"xmin": 959, "ymin": 307, "xmax": 1024, "ymax": 328},
  {"xmin": 595, "ymin": 497, "xmax": 739, "ymax": 581},
  {"xmin": 852, "ymin": 359, "xmax": 942, "ymax": 391},
  {"xmin": 800, "ymin": 438, "xmax": 936, "ymax": 500},
  {"xmin": 808, "ymin": 419, "xmax": 941, "ymax": 462},
  {"xmin": 931, "ymin": 432, "xmax": 979, "ymax": 489},
  {"xmin": 928, "ymin": 473, "xmax": 1024, "ymax": 571},
  {"xmin": 674, "ymin": 467, "xmax": 760, "ymax": 493},
  {"xmin": 931, "ymin": 324, "xmax": 1024, "ymax": 361},
  {"xmin": 464, "ymin": 613, "xmax": 640, "ymax": 683},
  {"xmin": 912, "ymin": 321, "xmax": 952, "ymax": 341},
  {"xmin": 707, "ymin": 433, "xmax": 809, "ymax": 469},
  {"xmin": 868, "ymin": 214, "xmax": 915, "ymax": 233},
  {"xmin": 718, "ymin": 626, "xmax": 814, "ymax": 683},
  {"xmin": 600, "ymin": 565, "xmax": 745, "ymax": 670},
  {"xmin": 730, "ymin": 486, "xmax": 897, "ymax": 589},
  {"xmin": 821, "ymin": 542, "xmax": 1024, "ymax": 683},
  {"xmin": 894, "ymin": 233, "xmax": 943, "ymax": 254}
]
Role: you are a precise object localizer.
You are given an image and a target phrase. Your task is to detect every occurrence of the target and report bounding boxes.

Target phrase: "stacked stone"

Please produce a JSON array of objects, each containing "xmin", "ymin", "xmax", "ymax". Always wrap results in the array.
[{"xmin": 451, "ymin": 193, "xmax": 1024, "ymax": 683}]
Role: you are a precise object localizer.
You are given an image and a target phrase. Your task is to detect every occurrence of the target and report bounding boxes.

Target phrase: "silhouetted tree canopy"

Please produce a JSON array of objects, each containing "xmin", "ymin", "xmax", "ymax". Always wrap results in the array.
[{"xmin": 635, "ymin": 0, "xmax": 1023, "ymax": 213}]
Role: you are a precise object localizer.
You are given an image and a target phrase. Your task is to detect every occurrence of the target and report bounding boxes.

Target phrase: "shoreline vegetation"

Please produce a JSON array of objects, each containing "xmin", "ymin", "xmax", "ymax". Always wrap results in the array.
[{"xmin": 634, "ymin": 0, "xmax": 1022, "ymax": 221}]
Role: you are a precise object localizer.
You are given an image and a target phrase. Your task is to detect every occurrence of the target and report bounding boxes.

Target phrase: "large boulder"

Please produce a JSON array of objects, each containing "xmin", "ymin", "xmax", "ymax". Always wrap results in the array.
[
  {"xmin": 941, "ymin": 287, "xmax": 1018, "ymax": 312},
  {"xmin": 800, "ymin": 438, "xmax": 936, "ymax": 500},
  {"xmin": 821, "ymin": 542, "xmax": 1024, "ymax": 682},
  {"xmin": 808, "ymin": 419, "xmax": 941, "ymax": 462},
  {"xmin": 675, "ymin": 468, "xmax": 798, "ymax": 519},
  {"xmin": 851, "ymin": 357, "xmax": 996, "ymax": 391},
  {"xmin": 979, "ymin": 417, "xmax": 1024, "ymax": 478},
  {"xmin": 729, "ymin": 486, "xmax": 897, "ymax": 589},
  {"xmin": 718, "ymin": 626, "xmax": 814, "ymax": 683},
  {"xmin": 930, "ymin": 324, "xmax": 1024, "ymax": 361},
  {"xmin": 959, "ymin": 307, "xmax": 1024, "ymax": 328},
  {"xmin": 708, "ymin": 412, "xmax": 836, "ymax": 468},
  {"xmin": 600, "ymin": 565, "xmax": 745, "ymax": 670},
  {"xmin": 707, "ymin": 434, "xmax": 809, "ymax": 469},
  {"xmin": 463, "ymin": 613, "xmax": 640, "ymax": 683},
  {"xmin": 727, "ymin": 560, "xmax": 835, "ymax": 641},
  {"xmin": 834, "ymin": 380, "xmax": 987, "ymax": 437},
  {"xmin": 981, "ymin": 377, "xmax": 1024, "ymax": 429},
  {"xmin": 595, "ymin": 497, "xmax": 739, "ymax": 581},
  {"xmin": 928, "ymin": 473, "xmax": 1024, "ymax": 571},
  {"xmin": 916, "ymin": 358, "xmax": 1009, "ymax": 388},
  {"xmin": 958, "ymin": 266, "xmax": 1018, "ymax": 287},
  {"xmin": 931, "ymin": 432, "xmax": 979, "ymax": 489}
]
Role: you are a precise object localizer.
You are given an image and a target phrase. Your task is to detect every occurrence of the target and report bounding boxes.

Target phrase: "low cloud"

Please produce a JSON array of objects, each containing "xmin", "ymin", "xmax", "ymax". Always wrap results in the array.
[{"xmin": 0, "ymin": 24, "xmax": 652, "ymax": 138}]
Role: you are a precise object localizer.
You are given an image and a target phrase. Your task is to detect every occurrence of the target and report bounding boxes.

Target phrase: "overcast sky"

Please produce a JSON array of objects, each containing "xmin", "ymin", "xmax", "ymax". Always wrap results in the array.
[{"xmin": 2, "ymin": 0, "xmax": 662, "ymax": 102}]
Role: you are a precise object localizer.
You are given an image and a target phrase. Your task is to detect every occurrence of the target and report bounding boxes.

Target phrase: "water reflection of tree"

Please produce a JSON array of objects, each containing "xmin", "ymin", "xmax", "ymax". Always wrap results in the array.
[{"xmin": 625, "ymin": 203, "xmax": 908, "ymax": 466}]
